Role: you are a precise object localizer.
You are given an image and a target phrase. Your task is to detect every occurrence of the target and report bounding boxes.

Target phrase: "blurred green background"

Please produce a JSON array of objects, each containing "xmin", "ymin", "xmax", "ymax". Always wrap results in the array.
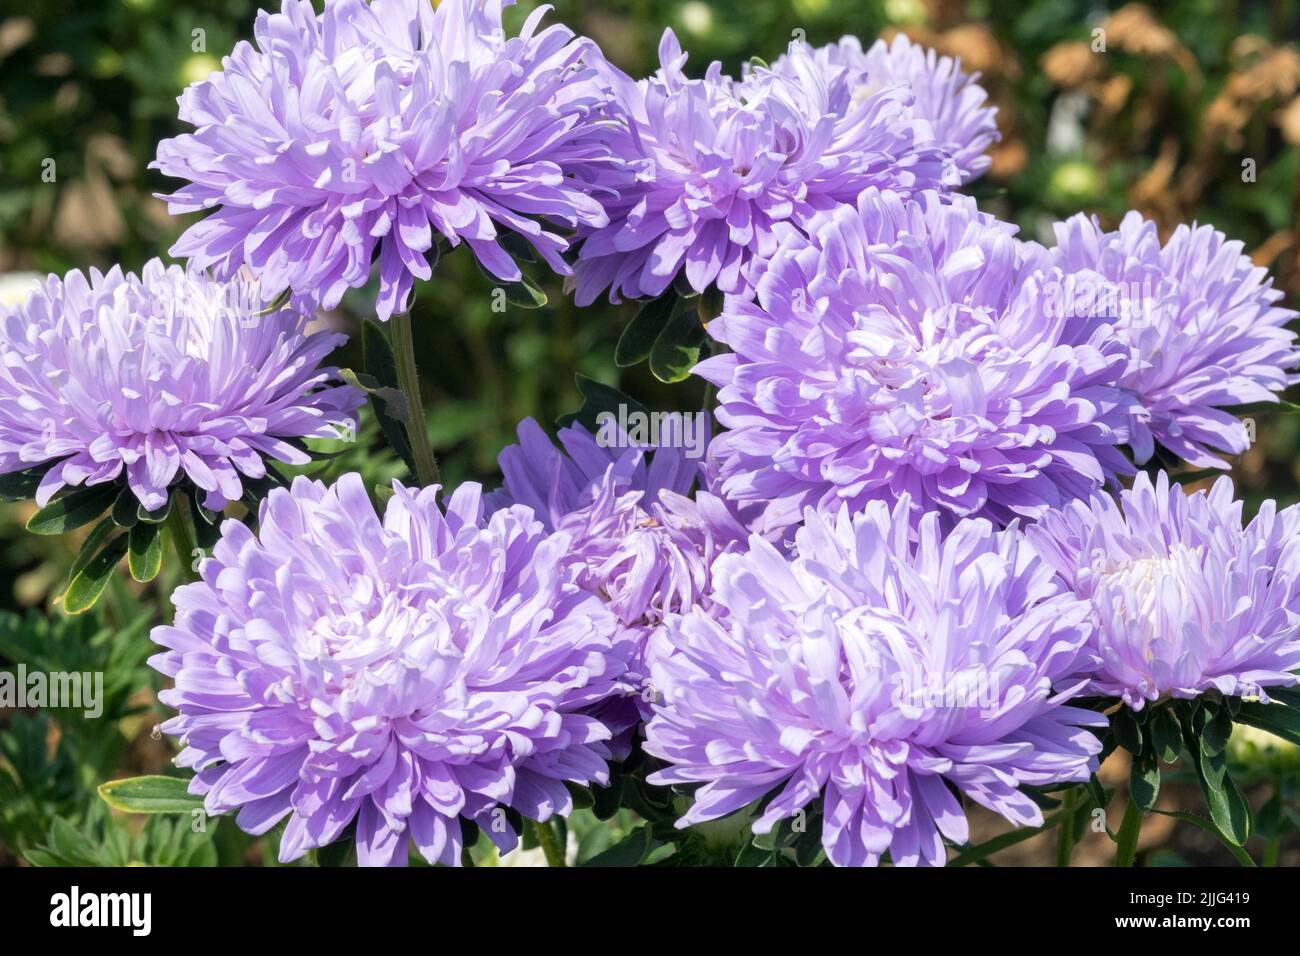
[{"xmin": 0, "ymin": 0, "xmax": 1299, "ymax": 866}]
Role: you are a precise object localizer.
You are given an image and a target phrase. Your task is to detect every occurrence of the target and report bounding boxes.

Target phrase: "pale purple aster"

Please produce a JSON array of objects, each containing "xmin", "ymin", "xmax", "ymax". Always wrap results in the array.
[
  {"xmin": 1049, "ymin": 212, "xmax": 1300, "ymax": 468},
  {"xmin": 697, "ymin": 188, "xmax": 1135, "ymax": 536},
  {"xmin": 488, "ymin": 418, "xmax": 749, "ymax": 729},
  {"xmin": 150, "ymin": 472, "xmax": 626, "ymax": 866},
  {"xmin": 643, "ymin": 497, "xmax": 1104, "ymax": 867},
  {"xmin": 154, "ymin": 0, "xmax": 618, "ymax": 320},
  {"xmin": 1027, "ymin": 471, "xmax": 1300, "ymax": 711},
  {"xmin": 0, "ymin": 259, "xmax": 360, "ymax": 513},
  {"xmin": 763, "ymin": 34, "xmax": 1000, "ymax": 185},
  {"xmin": 572, "ymin": 30, "xmax": 948, "ymax": 305}
]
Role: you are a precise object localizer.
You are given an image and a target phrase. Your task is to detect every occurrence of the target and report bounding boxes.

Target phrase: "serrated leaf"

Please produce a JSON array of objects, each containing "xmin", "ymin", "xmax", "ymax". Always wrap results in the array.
[
  {"xmin": 649, "ymin": 299, "xmax": 708, "ymax": 383},
  {"xmin": 63, "ymin": 533, "xmax": 129, "ymax": 614},
  {"xmin": 616, "ymin": 293, "xmax": 677, "ymax": 367},
  {"xmin": 98, "ymin": 776, "xmax": 206, "ymax": 814},
  {"xmin": 128, "ymin": 519, "xmax": 163, "ymax": 582},
  {"xmin": 26, "ymin": 483, "xmax": 119, "ymax": 535}
]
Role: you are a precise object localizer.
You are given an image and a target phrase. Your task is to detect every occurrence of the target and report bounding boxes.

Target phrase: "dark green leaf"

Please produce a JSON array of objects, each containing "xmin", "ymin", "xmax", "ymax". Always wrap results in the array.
[
  {"xmin": 616, "ymin": 293, "xmax": 677, "ymax": 367},
  {"xmin": 1149, "ymin": 707, "xmax": 1183, "ymax": 763},
  {"xmin": 1235, "ymin": 700, "xmax": 1300, "ymax": 747},
  {"xmin": 127, "ymin": 519, "xmax": 163, "ymax": 582},
  {"xmin": 581, "ymin": 825, "xmax": 657, "ymax": 867},
  {"xmin": 0, "ymin": 465, "xmax": 52, "ymax": 502},
  {"xmin": 498, "ymin": 275, "xmax": 547, "ymax": 309},
  {"xmin": 67, "ymin": 517, "xmax": 116, "ymax": 587},
  {"xmin": 26, "ymin": 483, "xmax": 119, "ymax": 535},
  {"xmin": 360, "ymin": 318, "xmax": 417, "ymax": 476},
  {"xmin": 557, "ymin": 374, "xmax": 650, "ymax": 434},
  {"xmin": 1130, "ymin": 750, "xmax": 1161, "ymax": 811},
  {"xmin": 1111, "ymin": 706, "xmax": 1143, "ymax": 755},
  {"xmin": 1151, "ymin": 810, "xmax": 1256, "ymax": 866},
  {"xmin": 63, "ymin": 533, "xmax": 128, "ymax": 614},
  {"xmin": 136, "ymin": 494, "xmax": 173, "ymax": 525},
  {"xmin": 111, "ymin": 487, "xmax": 139, "ymax": 527},
  {"xmin": 649, "ymin": 298, "xmax": 708, "ymax": 383}
]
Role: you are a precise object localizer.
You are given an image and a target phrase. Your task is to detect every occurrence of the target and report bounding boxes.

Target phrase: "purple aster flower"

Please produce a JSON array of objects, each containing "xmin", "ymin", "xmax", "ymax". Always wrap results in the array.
[
  {"xmin": 765, "ymin": 34, "xmax": 1000, "ymax": 185},
  {"xmin": 1027, "ymin": 471, "xmax": 1300, "ymax": 711},
  {"xmin": 697, "ymin": 188, "xmax": 1134, "ymax": 536},
  {"xmin": 572, "ymin": 30, "xmax": 948, "ymax": 305},
  {"xmin": 488, "ymin": 418, "xmax": 749, "ymax": 731},
  {"xmin": 643, "ymin": 498, "xmax": 1104, "ymax": 867},
  {"xmin": 150, "ymin": 472, "xmax": 626, "ymax": 866},
  {"xmin": 154, "ymin": 0, "xmax": 618, "ymax": 320},
  {"xmin": 1048, "ymin": 212, "xmax": 1300, "ymax": 467},
  {"xmin": 0, "ymin": 259, "xmax": 360, "ymax": 513}
]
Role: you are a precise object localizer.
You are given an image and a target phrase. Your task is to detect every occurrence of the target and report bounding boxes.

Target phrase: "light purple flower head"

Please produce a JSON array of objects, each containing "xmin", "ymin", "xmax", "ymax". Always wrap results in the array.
[
  {"xmin": 644, "ymin": 498, "xmax": 1103, "ymax": 867},
  {"xmin": 572, "ymin": 30, "xmax": 948, "ymax": 305},
  {"xmin": 765, "ymin": 34, "xmax": 999, "ymax": 185},
  {"xmin": 1027, "ymin": 471, "xmax": 1300, "ymax": 711},
  {"xmin": 150, "ymin": 472, "xmax": 626, "ymax": 866},
  {"xmin": 1049, "ymin": 212, "xmax": 1300, "ymax": 468},
  {"xmin": 488, "ymin": 418, "xmax": 749, "ymax": 728},
  {"xmin": 155, "ymin": 0, "xmax": 618, "ymax": 320},
  {"xmin": 697, "ymin": 188, "xmax": 1134, "ymax": 536},
  {"xmin": 0, "ymin": 259, "xmax": 360, "ymax": 513}
]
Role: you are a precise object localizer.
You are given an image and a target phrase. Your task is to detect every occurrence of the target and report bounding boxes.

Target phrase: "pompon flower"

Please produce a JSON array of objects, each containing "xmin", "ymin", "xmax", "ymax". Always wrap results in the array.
[
  {"xmin": 154, "ymin": 0, "xmax": 618, "ymax": 320},
  {"xmin": 1049, "ymin": 211, "xmax": 1300, "ymax": 468},
  {"xmin": 765, "ymin": 34, "xmax": 999, "ymax": 185},
  {"xmin": 0, "ymin": 259, "xmax": 360, "ymax": 513},
  {"xmin": 643, "ymin": 498, "xmax": 1103, "ymax": 867},
  {"xmin": 572, "ymin": 29, "xmax": 948, "ymax": 305},
  {"xmin": 488, "ymin": 418, "xmax": 749, "ymax": 728},
  {"xmin": 697, "ymin": 188, "xmax": 1134, "ymax": 536},
  {"xmin": 1027, "ymin": 471, "xmax": 1300, "ymax": 711},
  {"xmin": 150, "ymin": 472, "xmax": 626, "ymax": 867}
]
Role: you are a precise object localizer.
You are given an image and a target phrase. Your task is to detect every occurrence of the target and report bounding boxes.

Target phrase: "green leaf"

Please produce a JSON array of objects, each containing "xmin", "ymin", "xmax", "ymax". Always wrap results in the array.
[
  {"xmin": 1234, "ymin": 699, "xmax": 1300, "ymax": 747},
  {"xmin": 62, "ymin": 533, "xmax": 129, "ymax": 614},
  {"xmin": 1130, "ymin": 749, "xmax": 1161, "ymax": 811},
  {"xmin": 649, "ymin": 298, "xmax": 708, "ymax": 383},
  {"xmin": 110, "ymin": 487, "xmax": 139, "ymax": 527},
  {"xmin": 557, "ymin": 374, "xmax": 650, "ymax": 434},
  {"xmin": 66, "ymin": 516, "xmax": 116, "ymax": 586},
  {"xmin": 581, "ymin": 825, "xmax": 657, "ymax": 867},
  {"xmin": 1187, "ymin": 725, "xmax": 1251, "ymax": 846},
  {"xmin": 1149, "ymin": 707, "xmax": 1183, "ymax": 763},
  {"xmin": 0, "ymin": 465, "xmax": 51, "ymax": 502},
  {"xmin": 127, "ymin": 519, "xmax": 163, "ymax": 582},
  {"xmin": 98, "ymin": 776, "xmax": 206, "ymax": 814},
  {"xmin": 498, "ymin": 275, "xmax": 547, "ymax": 309},
  {"xmin": 359, "ymin": 319, "xmax": 418, "ymax": 477},
  {"xmin": 1151, "ymin": 810, "xmax": 1256, "ymax": 866},
  {"xmin": 136, "ymin": 494, "xmax": 173, "ymax": 525},
  {"xmin": 26, "ymin": 482, "xmax": 120, "ymax": 535},
  {"xmin": 616, "ymin": 293, "xmax": 677, "ymax": 367},
  {"xmin": 1111, "ymin": 706, "xmax": 1143, "ymax": 755}
]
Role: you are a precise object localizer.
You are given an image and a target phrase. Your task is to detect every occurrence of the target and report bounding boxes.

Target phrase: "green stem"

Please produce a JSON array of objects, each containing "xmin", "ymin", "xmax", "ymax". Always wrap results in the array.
[
  {"xmin": 528, "ymin": 819, "xmax": 566, "ymax": 867},
  {"xmin": 388, "ymin": 309, "xmax": 440, "ymax": 488},
  {"xmin": 166, "ymin": 492, "xmax": 199, "ymax": 584},
  {"xmin": 1056, "ymin": 790, "xmax": 1079, "ymax": 866},
  {"xmin": 948, "ymin": 809, "xmax": 1065, "ymax": 867},
  {"xmin": 1113, "ymin": 798, "xmax": 1143, "ymax": 867}
]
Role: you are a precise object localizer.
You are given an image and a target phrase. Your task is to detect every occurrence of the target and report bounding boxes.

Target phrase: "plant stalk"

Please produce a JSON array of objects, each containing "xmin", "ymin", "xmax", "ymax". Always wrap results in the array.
[
  {"xmin": 389, "ymin": 309, "xmax": 440, "ymax": 487},
  {"xmin": 528, "ymin": 819, "xmax": 567, "ymax": 867}
]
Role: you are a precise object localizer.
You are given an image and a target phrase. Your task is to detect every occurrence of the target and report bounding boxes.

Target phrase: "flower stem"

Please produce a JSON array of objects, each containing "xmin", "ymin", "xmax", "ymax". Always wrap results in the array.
[
  {"xmin": 1113, "ymin": 798, "xmax": 1143, "ymax": 867},
  {"xmin": 388, "ymin": 309, "xmax": 440, "ymax": 488},
  {"xmin": 528, "ymin": 819, "xmax": 567, "ymax": 867},
  {"xmin": 165, "ymin": 491, "xmax": 199, "ymax": 584},
  {"xmin": 1056, "ymin": 789, "xmax": 1079, "ymax": 866}
]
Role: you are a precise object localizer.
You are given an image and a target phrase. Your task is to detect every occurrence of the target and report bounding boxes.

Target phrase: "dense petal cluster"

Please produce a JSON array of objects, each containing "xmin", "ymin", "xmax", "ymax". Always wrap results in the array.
[
  {"xmin": 644, "ymin": 498, "xmax": 1103, "ymax": 867},
  {"xmin": 572, "ymin": 30, "xmax": 949, "ymax": 304},
  {"xmin": 0, "ymin": 259, "xmax": 359, "ymax": 512},
  {"xmin": 1049, "ymin": 212, "xmax": 1300, "ymax": 467},
  {"xmin": 1028, "ymin": 471, "xmax": 1300, "ymax": 710},
  {"xmin": 488, "ymin": 419, "xmax": 748, "ymax": 722},
  {"xmin": 698, "ymin": 188, "xmax": 1134, "ymax": 535},
  {"xmin": 155, "ymin": 0, "xmax": 618, "ymax": 319},
  {"xmin": 766, "ymin": 34, "xmax": 1000, "ymax": 185},
  {"xmin": 151, "ymin": 473, "xmax": 626, "ymax": 866}
]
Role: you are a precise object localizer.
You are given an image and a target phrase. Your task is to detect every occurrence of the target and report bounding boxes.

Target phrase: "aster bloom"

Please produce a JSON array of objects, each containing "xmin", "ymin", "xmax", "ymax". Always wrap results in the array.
[
  {"xmin": 150, "ymin": 472, "xmax": 626, "ymax": 866},
  {"xmin": 154, "ymin": 0, "xmax": 618, "ymax": 320},
  {"xmin": 1027, "ymin": 471, "xmax": 1300, "ymax": 711},
  {"xmin": 643, "ymin": 498, "xmax": 1104, "ymax": 867},
  {"xmin": 765, "ymin": 34, "xmax": 1000, "ymax": 185},
  {"xmin": 488, "ymin": 418, "xmax": 748, "ymax": 724},
  {"xmin": 698, "ymin": 188, "xmax": 1134, "ymax": 535},
  {"xmin": 1049, "ymin": 211, "xmax": 1300, "ymax": 468},
  {"xmin": 572, "ymin": 30, "xmax": 948, "ymax": 305},
  {"xmin": 0, "ymin": 259, "xmax": 360, "ymax": 513}
]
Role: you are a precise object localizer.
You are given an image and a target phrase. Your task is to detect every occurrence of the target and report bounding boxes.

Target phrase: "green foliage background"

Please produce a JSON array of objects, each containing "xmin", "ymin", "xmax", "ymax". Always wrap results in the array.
[{"xmin": 0, "ymin": 0, "xmax": 1298, "ymax": 865}]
